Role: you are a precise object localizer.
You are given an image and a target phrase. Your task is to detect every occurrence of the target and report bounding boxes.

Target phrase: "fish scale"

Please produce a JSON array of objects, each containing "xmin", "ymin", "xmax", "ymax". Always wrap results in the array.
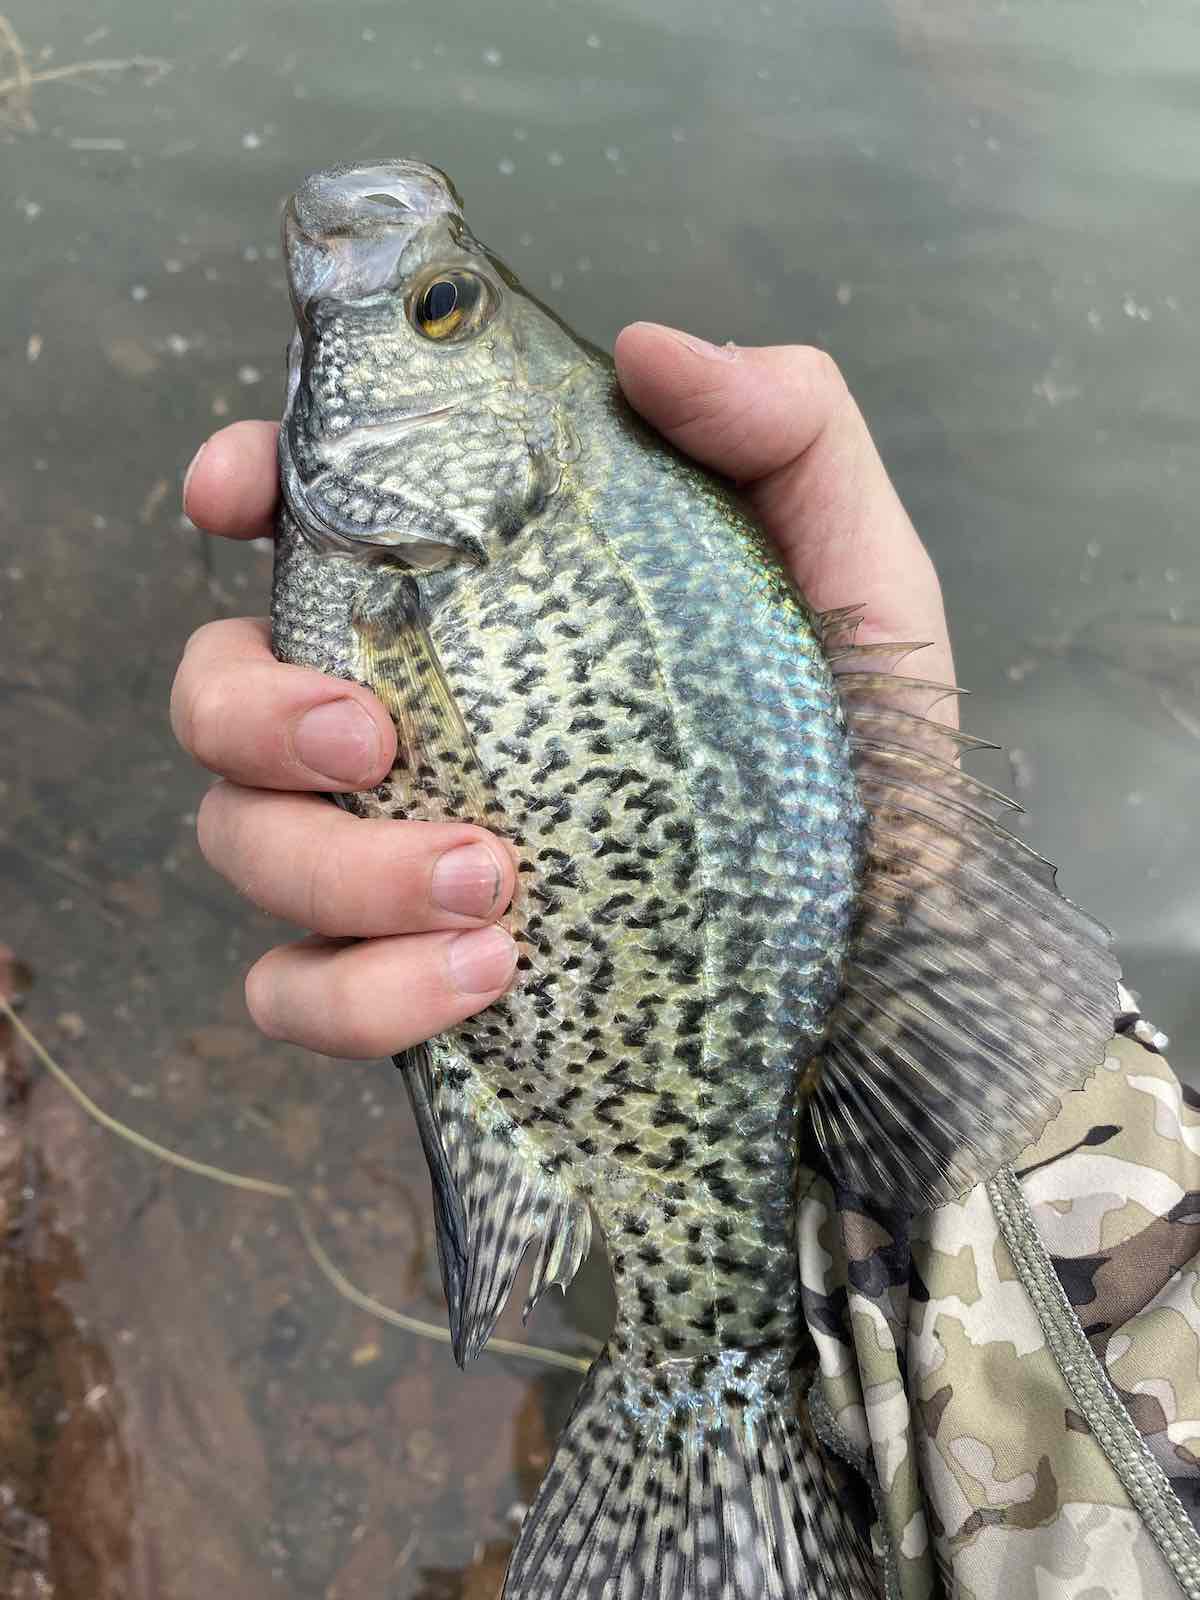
[
  {"xmin": 454, "ymin": 485, "xmax": 846, "ymax": 1338},
  {"xmin": 270, "ymin": 159, "xmax": 1118, "ymax": 1598}
]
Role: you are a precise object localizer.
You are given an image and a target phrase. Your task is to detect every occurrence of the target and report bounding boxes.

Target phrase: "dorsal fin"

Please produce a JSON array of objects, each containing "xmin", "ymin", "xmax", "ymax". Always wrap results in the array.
[
  {"xmin": 398, "ymin": 1045, "xmax": 592, "ymax": 1366},
  {"xmin": 809, "ymin": 609, "xmax": 1120, "ymax": 1212}
]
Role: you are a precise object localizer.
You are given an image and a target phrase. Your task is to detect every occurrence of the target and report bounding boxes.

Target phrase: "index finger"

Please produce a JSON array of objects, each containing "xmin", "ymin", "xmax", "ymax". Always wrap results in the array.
[
  {"xmin": 171, "ymin": 617, "xmax": 397, "ymax": 791},
  {"xmin": 182, "ymin": 420, "xmax": 280, "ymax": 540}
]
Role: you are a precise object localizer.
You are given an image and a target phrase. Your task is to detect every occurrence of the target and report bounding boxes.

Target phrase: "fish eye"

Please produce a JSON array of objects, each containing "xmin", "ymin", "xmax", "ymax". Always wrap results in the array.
[{"xmin": 412, "ymin": 269, "xmax": 494, "ymax": 341}]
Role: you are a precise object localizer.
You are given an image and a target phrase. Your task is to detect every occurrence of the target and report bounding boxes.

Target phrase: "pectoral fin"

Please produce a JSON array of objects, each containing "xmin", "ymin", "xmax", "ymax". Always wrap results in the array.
[
  {"xmin": 352, "ymin": 573, "xmax": 503, "ymax": 830},
  {"xmin": 810, "ymin": 609, "xmax": 1120, "ymax": 1212}
]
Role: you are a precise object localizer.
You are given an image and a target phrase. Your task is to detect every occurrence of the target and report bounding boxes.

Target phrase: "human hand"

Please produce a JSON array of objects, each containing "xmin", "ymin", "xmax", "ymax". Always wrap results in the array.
[
  {"xmin": 613, "ymin": 325, "xmax": 953, "ymax": 689},
  {"xmin": 171, "ymin": 327, "xmax": 952, "ymax": 1058}
]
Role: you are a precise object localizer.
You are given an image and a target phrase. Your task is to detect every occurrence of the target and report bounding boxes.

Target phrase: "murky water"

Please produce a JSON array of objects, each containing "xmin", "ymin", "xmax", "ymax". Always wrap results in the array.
[{"xmin": 2, "ymin": 0, "xmax": 1198, "ymax": 1592}]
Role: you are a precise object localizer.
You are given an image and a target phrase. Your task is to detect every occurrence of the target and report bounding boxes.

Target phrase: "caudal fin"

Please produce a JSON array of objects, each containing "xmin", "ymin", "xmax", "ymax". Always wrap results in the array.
[{"xmin": 503, "ymin": 1352, "xmax": 877, "ymax": 1600}]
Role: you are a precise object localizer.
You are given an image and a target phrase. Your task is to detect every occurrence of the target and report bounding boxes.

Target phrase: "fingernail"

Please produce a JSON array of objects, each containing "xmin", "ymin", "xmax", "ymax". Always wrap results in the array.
[
  {"xmin": 431, "ymin": 842, "xmax": 506, "ymax": 919},
  {"xmin": 292, "ymin": 699, "xmax": 381, "ymax": 783},
  {"xmin": 182, "ymin": 441, "xmax": 207, "ymax": 518},
  {"xmin": 650, "ymin": 323, "xmax": 739, "ymax": 361},
  {"xmin": 447, "ymin": 927, "xmax": 517, "ymax": 995}
]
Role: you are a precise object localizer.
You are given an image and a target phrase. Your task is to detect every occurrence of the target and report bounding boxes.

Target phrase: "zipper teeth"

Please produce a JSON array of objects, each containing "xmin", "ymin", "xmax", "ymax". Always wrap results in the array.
[{"xmin": 988, "ymin": 1165, "xmax": 1200, "ymax": 1597}]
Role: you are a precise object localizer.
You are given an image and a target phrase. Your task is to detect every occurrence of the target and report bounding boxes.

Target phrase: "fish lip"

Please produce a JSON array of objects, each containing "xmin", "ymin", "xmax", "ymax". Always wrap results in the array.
[
  {"xmin": 283, "ymin": 161, "xmax": 468, "ymax": 323},
  {"xmin": 290, "ymin": 160, "xmax": 463, "ymax": 237}
]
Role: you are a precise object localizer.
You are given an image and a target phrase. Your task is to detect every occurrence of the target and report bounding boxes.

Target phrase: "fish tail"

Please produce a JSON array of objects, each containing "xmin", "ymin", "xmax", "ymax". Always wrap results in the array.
[{"xmin": 503, "ymin": 1350, "xmax": 877, "ymax": 1599}]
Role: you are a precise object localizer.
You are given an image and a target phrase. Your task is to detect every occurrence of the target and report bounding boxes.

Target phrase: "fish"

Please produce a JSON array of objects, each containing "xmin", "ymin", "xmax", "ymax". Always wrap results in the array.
[{"xmin": 270, "ymin": 160, "xmax": 1119, "ymax": 1599}]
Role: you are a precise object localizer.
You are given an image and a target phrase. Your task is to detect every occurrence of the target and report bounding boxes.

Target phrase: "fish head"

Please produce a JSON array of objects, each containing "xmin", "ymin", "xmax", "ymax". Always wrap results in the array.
[{"xmin": 280, "ymin": 159, "xmax": 596, "ymax": 572}]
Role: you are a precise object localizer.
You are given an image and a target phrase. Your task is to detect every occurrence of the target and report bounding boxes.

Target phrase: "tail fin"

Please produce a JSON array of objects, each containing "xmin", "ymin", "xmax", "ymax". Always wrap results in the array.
[{"xmin": 503, "ymin": 1352, "xmax": 877, "ymax": 1599}]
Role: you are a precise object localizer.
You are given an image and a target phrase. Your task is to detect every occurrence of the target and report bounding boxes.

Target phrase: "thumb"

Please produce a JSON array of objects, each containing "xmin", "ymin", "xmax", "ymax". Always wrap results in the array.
[
  {"xmin": 613, "ymin": 322, "xmax": 850, "ymax": 485},
  {"xmin": 612, "ymin": 321, "xmax": 953, "ymax": 693}
]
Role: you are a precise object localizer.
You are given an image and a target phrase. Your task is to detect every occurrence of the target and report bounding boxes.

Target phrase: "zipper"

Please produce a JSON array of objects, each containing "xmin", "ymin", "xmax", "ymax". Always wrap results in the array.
[{"xmin": 988, "ymin": 1165, "xmax": 1200, "ymax": 1597}]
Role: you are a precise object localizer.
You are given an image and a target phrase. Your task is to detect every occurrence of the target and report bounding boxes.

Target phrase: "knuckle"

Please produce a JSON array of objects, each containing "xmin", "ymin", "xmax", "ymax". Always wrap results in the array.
[
  {"xmin": 244, "ymin": 956, "xmax": 283, "ymax": 1040},
  {"xmin": 325, "ymin": 958, "xmax": 384, "ymax": 1057},
  {"xmin": 194, "ymin": 781, "xmax": 231, "ymax": 867},
  {"xmin": 796, "ymin": 345, "xmax": 846, "ymax": 405},
  {"xmin": 168, "ymin": 659, "xmax": 197, "ymax": 751},
  {"xmin": 706, "ymin": 392, "xmax": 760, "ymax": 461},
  {"xmin": 171, "ymin": 624, "xmax": 240, "ymax": 753},
  {"xmin": 310, "ymin": 823, "xmax": 430, "ymax": 938},
  {"xmin": 665, "ymin": 378, "xmax": 731, "ymax": 434},
  {"xmin": 303, "ymin": 837, "xmax": 353, "ymax": 936},
  {"xmin": 177, "ymin": 672, "xmax": 234, "ymax": 770},
  {"xmin": 197, "ymin": 785, "xmax": 279, "ymax": 914},
  {"xmin": 181, "ymin": 619, "xmax": 225, "ymax": 660}
]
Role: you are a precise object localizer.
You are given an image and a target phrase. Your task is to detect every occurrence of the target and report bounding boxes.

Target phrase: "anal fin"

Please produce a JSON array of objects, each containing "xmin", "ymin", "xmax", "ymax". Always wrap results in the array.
[
  {"xmin": 401, "ymin": 1043, "xmax": 469, "ymax": 1338},
  {"xmin": 397, "ymin": 1045, "xmax": 591, "ymax": 1366}
]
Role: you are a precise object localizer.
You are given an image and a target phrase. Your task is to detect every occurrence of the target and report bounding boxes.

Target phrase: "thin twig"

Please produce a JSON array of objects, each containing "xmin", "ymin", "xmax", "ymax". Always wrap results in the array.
[
  {"xmin": 0, "ymin": 997, "xmax": 593, "ymax": 1376},
  {"xmin": 7, "ymin": 841, "xmax": 125, "ymax": 927},
  {"xmin": 3, "ymin": 999, "xmax": 290, "ymax": 1198},
  {"xmin": 0, "ymin": 58, "xmax": 171, "ymax": 95},
  {"xmin": 295, "ymin": 1202, "xmax": 590, "ymax": 1374},
  {"xmin": 0, "ymin": 14, "xmax": 169, "ymax": 133}
]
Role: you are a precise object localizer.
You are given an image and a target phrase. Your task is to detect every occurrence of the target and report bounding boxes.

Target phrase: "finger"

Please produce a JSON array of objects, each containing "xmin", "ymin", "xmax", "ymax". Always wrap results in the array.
[
  {"xmin": 198, "ymin": 784, "xmax": 516, "ymax": 937},
  {"xmin": 171, "ymin": 617, "xmax": 396, "ymax": 790},
  {"xmin": 613, "ymin": 323, "xmax": 954, "ymax": 692},
  {"xmin": 182, "ymin": 420, "xmax": 280, "ymax": 540},
  {"xmin": 245, "ymin": 928, "xmax": 518, "ymax": 1058}
]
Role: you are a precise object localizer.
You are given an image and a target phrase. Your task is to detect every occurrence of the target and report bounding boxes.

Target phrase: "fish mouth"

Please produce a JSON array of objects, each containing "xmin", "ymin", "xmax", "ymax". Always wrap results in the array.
[
  {"xmin": 291, "ymin": 159, "xmax": 464, "ymax": 234},
  {"xmin": 283, "ymin": 160, "xmax": 468, "ymax": 326}
]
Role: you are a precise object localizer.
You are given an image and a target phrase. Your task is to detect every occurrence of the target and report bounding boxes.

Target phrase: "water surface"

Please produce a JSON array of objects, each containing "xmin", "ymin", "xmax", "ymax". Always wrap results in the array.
[{"xmin": 2, "ymin": 0, "xmax": 1197, "ymax": 1592}]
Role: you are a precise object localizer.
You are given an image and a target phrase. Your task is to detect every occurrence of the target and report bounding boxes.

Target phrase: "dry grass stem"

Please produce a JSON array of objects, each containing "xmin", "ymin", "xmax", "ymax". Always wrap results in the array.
[
  {"xmin": 0, "ymin": 13, "xmax": 170, "ymax": 133},
  {"xmin": 0, "ymin": 996, "xmax": 591, "ymax": 1376}
]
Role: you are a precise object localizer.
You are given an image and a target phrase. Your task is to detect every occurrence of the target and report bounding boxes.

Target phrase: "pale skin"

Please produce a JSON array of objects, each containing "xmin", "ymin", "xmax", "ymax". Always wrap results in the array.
[{"xmin": 171, "ymin": 323, "xmax": 954, "ymax": 1060}]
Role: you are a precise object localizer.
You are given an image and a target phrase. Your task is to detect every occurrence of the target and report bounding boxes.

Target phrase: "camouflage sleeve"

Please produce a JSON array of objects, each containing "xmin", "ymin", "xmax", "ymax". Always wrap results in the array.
[{"xmin": 800, "ymin": 995, "xmax": 1200, "ymax": 1600}]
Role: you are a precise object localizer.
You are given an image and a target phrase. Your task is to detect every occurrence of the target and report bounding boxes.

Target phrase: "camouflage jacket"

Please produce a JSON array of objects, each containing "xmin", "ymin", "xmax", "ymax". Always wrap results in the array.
[{"xmin": 801, "ymin": 992, "xmax": 1200, "ymax": 1598}]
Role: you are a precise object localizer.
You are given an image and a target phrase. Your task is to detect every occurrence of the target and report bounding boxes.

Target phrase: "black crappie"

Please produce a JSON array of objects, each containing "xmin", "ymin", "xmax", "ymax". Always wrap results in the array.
[{"xmin": 270, "ymin": 161, "xmax": 1118, "ymax": 1600}]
